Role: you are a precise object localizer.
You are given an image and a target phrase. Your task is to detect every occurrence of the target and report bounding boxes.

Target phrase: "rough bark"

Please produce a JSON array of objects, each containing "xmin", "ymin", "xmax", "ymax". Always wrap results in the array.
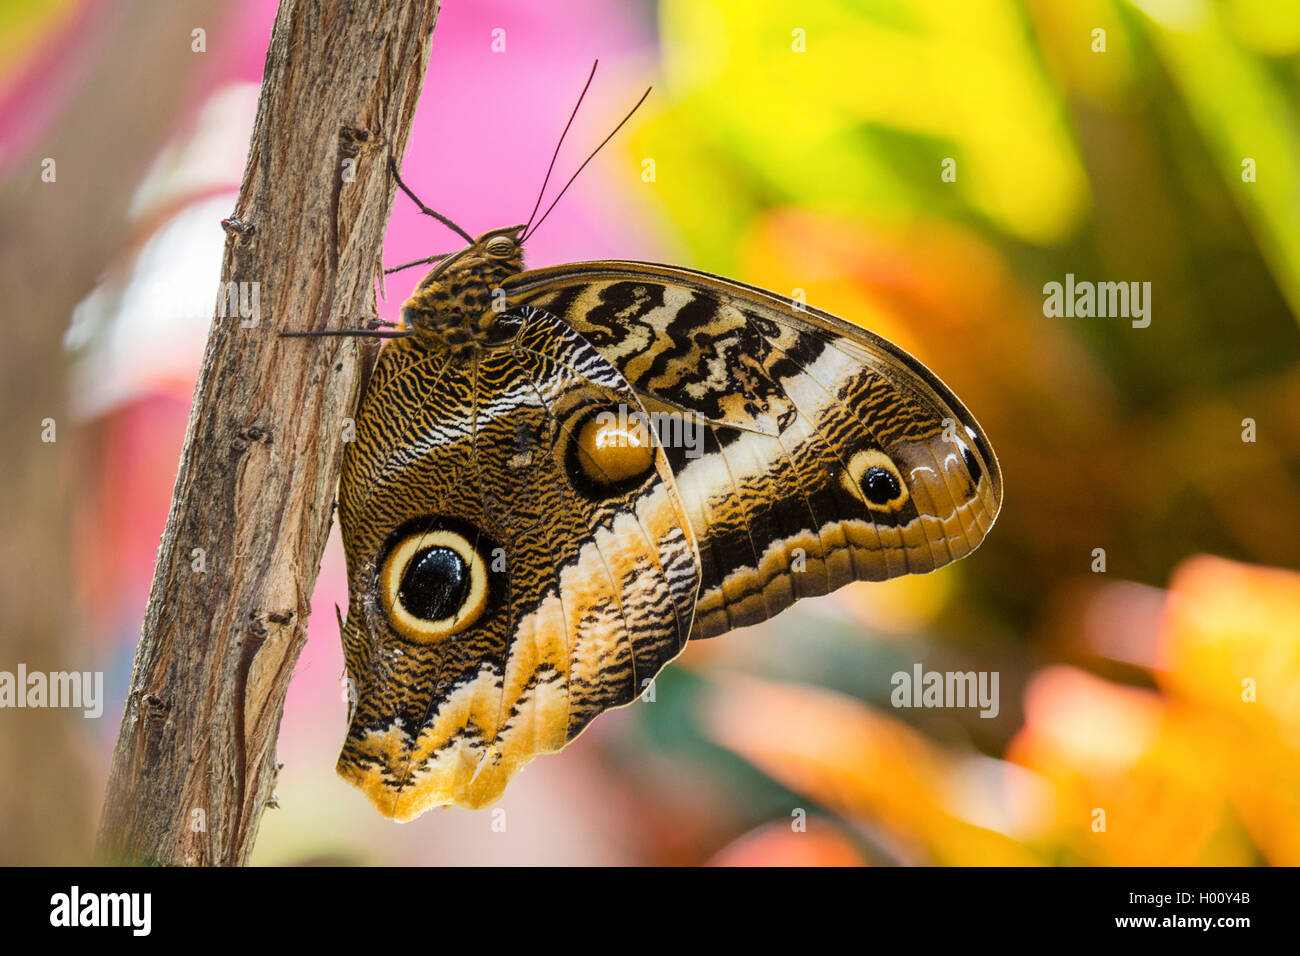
[{"xmin": 97, "ymin": 0, "xmax": 440, "ymax": 866}]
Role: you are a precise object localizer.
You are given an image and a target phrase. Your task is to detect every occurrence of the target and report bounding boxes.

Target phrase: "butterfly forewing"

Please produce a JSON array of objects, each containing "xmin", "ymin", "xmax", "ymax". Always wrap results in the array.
[{"xmin": 505, "ymin": 261, "xmax": 1002, "ymax": 638}]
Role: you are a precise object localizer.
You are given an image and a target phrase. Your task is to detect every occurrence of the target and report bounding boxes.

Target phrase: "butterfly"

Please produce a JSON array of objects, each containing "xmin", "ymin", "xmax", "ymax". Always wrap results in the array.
[{"xmin": 289, "ymin": 67, "xmax": 1002, "ymax": 821}]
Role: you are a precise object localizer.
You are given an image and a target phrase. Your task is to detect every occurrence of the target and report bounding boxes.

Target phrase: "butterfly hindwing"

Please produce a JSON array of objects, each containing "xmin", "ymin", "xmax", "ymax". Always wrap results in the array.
[
  {"xmin": 337, "ymin": 305, "xmax": 699, "ymax": 818},
  {"xmin": 506, "ymin": 262, "xmax": 1003, "ymax": 638}
]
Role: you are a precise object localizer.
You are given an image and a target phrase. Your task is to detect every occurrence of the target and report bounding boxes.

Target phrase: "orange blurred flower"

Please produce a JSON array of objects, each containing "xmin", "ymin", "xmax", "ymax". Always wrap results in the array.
[{"xmin": 704, "ymin": 675, "xmax": 1042, "ymax": 865}]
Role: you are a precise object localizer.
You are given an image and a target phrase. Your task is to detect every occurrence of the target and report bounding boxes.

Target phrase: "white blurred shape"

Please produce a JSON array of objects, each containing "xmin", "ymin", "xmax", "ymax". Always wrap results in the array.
[
  {"xmin": 129, "ymin": 83, "xmax": 259, "ymax": 216},
  {"xmin": 67, "ymin": 82, "xmax": 259, "ymax": 420},
  {"xmin": 68, "ymin": 194, "xmax": 233, "ymax": 419},
  {"xmin": 944, "ymin": 753, "xmax": 1055, "ymax": 842}
]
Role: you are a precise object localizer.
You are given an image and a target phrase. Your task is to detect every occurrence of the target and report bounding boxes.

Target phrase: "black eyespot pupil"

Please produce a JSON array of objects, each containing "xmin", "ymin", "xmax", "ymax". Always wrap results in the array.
[
  {"xmin": 862, "ymin": 466, "xmax": 901, "ymax": 505},
  {"xmin": 399, "ymin": 547, "xmax": 469, "ymax": 621}
]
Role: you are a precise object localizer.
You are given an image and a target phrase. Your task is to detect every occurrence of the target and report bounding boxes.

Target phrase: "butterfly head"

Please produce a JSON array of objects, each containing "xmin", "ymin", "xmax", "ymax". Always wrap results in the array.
[{"xmin": 401, "ymin": 225, "xmax": 526, "ymax": 351}]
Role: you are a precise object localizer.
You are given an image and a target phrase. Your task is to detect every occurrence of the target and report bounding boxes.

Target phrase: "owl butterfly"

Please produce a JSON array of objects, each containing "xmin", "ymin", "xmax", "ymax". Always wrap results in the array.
[{"xmin": 291, "ymin": 66, "xmax": 1001, "ymax": 821}]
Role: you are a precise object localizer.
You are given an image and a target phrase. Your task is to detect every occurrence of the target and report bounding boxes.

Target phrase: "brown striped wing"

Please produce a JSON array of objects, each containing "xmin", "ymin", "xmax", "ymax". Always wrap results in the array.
[
  {"xmin": 506, "ymin": 262, "xmax": 1003, "ymax": 639},
  {"xmin": 336, "ymin": 305, "xmax": 699, "ymax": 818}
]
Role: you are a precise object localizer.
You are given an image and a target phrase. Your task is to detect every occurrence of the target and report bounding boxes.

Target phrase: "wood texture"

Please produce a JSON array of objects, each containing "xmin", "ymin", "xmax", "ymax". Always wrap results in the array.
[{"xmin": 97, "ymin": 0, "xmax": 440, "ymax": 866}]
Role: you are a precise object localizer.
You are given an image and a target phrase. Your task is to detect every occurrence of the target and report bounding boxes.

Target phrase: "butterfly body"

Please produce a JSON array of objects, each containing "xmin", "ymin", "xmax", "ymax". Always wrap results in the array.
[
  {"xmin": 335, "ymin": 228, "xmax": 1002, "ymax": 820},
  {"xmin": 398, "ymin": 225, "xmax": 526, "ymax": 353}
]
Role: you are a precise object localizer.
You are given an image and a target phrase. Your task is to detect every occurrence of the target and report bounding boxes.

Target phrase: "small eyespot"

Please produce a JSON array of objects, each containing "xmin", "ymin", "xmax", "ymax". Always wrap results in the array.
[
  {"xmin": 484, "ymin": 235, "xmax": 515, "ymax": 257},
  {"xmin": 842, "ymin": 449, "xmax": 909, "ymax": 512}
]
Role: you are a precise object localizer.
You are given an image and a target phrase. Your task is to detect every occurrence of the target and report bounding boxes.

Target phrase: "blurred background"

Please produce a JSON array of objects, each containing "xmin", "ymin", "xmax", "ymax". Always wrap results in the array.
[{"xmin": 2, "ymin": 0, "xmax": 1298, "ymax": 865}]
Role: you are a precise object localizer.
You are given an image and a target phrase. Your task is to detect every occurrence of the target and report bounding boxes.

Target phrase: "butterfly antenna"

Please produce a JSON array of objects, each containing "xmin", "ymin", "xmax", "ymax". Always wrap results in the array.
[
  {"xmin": 389, "ymin": 157, "xmax": 474, "ymax": 245},
  {"xmin": 523, "ymin": 60, "xmax": 599, "ymax": 236},
  {"xmin": 522, "ymin": 85, "xmax": 652, "ymax": 243}
]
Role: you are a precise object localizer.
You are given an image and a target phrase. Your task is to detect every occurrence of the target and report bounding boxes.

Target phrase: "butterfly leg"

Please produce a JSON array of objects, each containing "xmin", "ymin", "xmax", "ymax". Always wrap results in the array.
[
  {"xmin": 279, "ymin": 328, "xmax": 411, "ymax": 340},
  {"xmin": 383, "ymin": 253, "xmax": 448, "ymax": 276}
]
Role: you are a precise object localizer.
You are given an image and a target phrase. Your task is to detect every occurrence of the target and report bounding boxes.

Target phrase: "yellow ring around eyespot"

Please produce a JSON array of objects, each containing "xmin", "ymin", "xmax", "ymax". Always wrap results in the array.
[
  {"xmin": 379, "ymin": 531, "xmax": 488, "ymax": 644},
  {"xmin": 843, "ymin": 448, "xmax": 910, "ymax": 512},
  {"xmin": 575, "ymin": 412, "xmax": 656, "ymax": 484}
]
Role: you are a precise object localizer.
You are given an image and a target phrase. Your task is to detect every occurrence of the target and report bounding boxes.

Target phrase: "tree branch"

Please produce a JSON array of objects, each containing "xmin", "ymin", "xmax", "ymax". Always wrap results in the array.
[{"xmin": 97, "ymin": 0, "xmax": 441, "ymax": 866}]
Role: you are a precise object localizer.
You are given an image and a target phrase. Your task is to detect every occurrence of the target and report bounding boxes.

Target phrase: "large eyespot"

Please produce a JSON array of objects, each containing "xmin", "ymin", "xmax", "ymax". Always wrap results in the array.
[
  {"xmin": 843, "ymin": 449, "xmax": 910, "ymax": 512},
  {"xmin": 484, "ymin": 235, "xmax": 516, "ymax": 257},
  {"xmin": 377, "ymin": 518, "xmax": 502, "ymax": 644},
  {"xmin": 563, "ymin": 405, "xmax": 657, "ymax": 498}
]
